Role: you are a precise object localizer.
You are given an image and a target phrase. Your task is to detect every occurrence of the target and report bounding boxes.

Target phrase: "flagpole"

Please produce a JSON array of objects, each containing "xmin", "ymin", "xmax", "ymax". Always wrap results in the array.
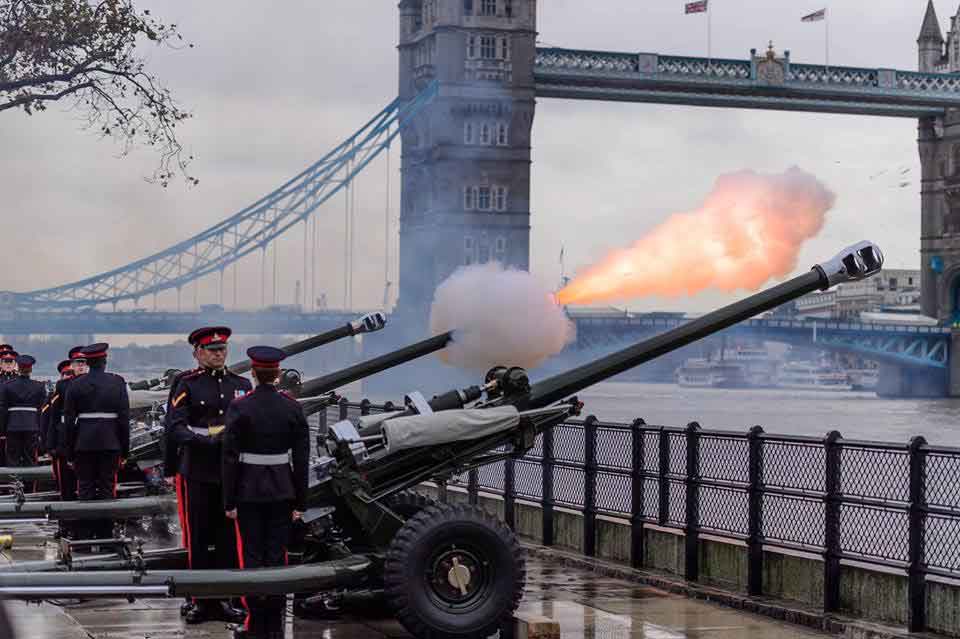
[
  {"xmin": 825, "ymin": 7, "xmax": 830, "ymax": 74},
  {"xmin": 707, "ymin": 1, "xmax": 713, "ymax": 67}
]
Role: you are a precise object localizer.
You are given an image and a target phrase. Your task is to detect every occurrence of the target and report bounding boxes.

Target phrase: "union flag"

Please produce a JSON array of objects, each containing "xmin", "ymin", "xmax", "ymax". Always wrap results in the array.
[{"xmin": 685, "ymin": 0, "xmax": 708, "ymax": 14}]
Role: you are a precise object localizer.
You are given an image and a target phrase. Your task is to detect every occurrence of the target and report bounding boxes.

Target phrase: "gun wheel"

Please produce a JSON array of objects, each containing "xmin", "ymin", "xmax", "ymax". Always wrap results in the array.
[
  {"xmin": 385, "ymin": 490, "xmax": 435, "ymax": 519},
  {"xmin": 384, "ymin": 503, "xmax": 524, "ymax": 639}
]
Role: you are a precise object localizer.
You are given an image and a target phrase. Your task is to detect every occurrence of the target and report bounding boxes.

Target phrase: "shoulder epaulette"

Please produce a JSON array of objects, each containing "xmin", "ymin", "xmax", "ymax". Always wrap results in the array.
[{"xmin": 182, "ymin": 369, "xmax": 204, "ymax": 381}]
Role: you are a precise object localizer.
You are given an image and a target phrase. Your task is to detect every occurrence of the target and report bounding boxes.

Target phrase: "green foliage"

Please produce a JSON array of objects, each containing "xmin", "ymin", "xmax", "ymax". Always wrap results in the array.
[{"xmin": 0, "ymin": 0, "xmax": 196, "ymax": 186}]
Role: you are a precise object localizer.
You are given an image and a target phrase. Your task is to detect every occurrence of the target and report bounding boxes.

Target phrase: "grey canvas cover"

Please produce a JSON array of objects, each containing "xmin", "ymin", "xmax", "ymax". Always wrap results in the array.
[{"xmin": 380, "ymin": 406, "xmax": 520, "ymax": 453}]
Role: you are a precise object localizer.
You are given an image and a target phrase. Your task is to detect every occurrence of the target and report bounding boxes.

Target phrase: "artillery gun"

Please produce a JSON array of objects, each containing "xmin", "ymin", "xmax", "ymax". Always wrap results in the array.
[{"xmin": 0, "ymin": 243, "xmax": 883, "ymax": 639}]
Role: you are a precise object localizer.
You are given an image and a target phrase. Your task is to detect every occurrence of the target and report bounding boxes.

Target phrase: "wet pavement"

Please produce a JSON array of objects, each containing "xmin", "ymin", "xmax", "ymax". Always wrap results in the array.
[{"xmin": 0, "ymin": 521, "xmax": 830, "ymax": 639}]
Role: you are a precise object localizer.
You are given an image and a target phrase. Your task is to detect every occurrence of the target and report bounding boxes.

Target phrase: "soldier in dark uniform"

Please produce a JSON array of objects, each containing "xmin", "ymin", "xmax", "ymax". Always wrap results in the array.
[
  {"xmin": 0, "ymin": 349, "xmax": 17, "ymax": 384},
  {"xmin": 169, "ymin": 327, "xmax": 249, "ymax": 625},
  {"xmin": 0, "ymin": 356, "xmax": 47, "ymax": 467},
  {"xmin": 64, "ymin": 344, "xmax": 130, "ymax": 540},
  {"xmin": 40, "ymin": 358, "xmax": 76, "ymax": 538},
  {"xmin": 223, "ymin": 346, "xmax": 309, "ymax": 639},
  {"xmin": 42, "ymin": 347, "xmax": 87, "ymax": 537}
]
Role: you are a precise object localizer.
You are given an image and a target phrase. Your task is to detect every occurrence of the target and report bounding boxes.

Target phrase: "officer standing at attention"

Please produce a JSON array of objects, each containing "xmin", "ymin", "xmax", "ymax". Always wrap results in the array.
[
  {"xmin": 169, "ymin": 327, "xmax": 249, "ymax": 625},
  {"xmin": 42, "ymin": 347, "xmax": 87, "ymax": 537},
  {"xmin": 40, "ymin": 357, "xmax": 77, "ymax": 538},
  {"xmin": 0, "ymin": 349, "xmax": 17, "ymax": 384},
  {"xmin": 223, "ymin": 346, "xmax": 309, "ymax": 639},
  {"xmin": 41, "ymin": 359, "xmax": 76, "ymax": 455},
  {"xmin": 0, "ymin": 356, "xmax": 46, "ymax": 467},
  {"xmin": 63, "ymin": 344, "xmax": 130, "ymax": 540}
]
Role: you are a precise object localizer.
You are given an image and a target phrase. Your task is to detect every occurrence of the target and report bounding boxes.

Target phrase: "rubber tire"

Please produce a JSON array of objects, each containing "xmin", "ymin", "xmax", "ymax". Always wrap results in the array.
[
  {"xmin": 385, "ymin": 490, "xmax": 435, "ymax": 519},
  {"xmin": 384, "ymin": 503, "xmax": 525, "ymax": 639}
]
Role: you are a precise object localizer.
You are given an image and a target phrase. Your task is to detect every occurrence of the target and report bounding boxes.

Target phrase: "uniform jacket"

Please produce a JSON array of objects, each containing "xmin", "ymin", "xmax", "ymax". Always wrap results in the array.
[
  {"xmin": 222, "ymin": 384, "xmax": 309, "ymax": 512},
  {"xmin": 64, "ymin": 368, "xmax": 131, "ymax": 458},
  {"xmin": 0, "ymin": 376, "xmax": 47, "ymax": 434},
  {"xmin": 169, "ymin": 367, "xmax": 251, "ymax": 484},
  {"xmin": 161, "ymin": 368, "xmax": 197, "ymax": 478},
  {"xmin": 41, "ymin": 377, "xmax": 73, "ymax": 455}
]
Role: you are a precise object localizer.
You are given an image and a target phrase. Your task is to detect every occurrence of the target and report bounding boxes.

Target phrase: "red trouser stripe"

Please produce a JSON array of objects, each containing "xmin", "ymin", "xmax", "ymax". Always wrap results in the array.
[
  {"xmin": 179, "ymin": 476, "xmax": 193, "ymax": 568},
  {"xmin": 174, "ymin": 475, "xmax": 188, "ymax": 549},
  {"xmin": 233, "ymin": 519, "xmax": 251, "ymax": 630}
]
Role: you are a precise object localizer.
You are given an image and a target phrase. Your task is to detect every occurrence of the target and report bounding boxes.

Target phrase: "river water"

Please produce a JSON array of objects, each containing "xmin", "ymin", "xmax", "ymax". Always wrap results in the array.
[{"xmin": 572, "ymin": 381, "xmax": 960, "ymax": 447}]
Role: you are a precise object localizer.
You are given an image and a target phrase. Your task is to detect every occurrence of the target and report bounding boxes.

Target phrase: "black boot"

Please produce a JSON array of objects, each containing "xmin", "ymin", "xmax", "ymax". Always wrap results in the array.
[
  {"xmin": 184, "ymin": 602, "xmax": 212, "ymax": 625},
  {"xmin": 179, "ymin": 600, "xmax": 195, "ymax": 618},
  {"xmin": 218, "ymin": 600, "xmax": 247, "ymax": 624}
]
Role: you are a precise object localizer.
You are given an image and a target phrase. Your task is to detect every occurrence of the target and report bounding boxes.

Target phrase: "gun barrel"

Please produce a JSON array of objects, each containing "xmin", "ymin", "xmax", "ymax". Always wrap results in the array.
[
  {"xmin": 229, "ymin": 324, "xmax": 354, "ymax": 375},
  {"xmin": 528, "ymin": 242, "xmax": 884, "ymax": 408},
  {"xmin": 297, "ymin": 332, "xmax": 453, "ymax": 404},
  {"xmin": 0, "ymin": 496, "xmax": 176, "ymax": 521}
]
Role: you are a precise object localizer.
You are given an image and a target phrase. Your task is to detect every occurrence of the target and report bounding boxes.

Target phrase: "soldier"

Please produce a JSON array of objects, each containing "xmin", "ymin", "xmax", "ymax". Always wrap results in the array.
[
  {"xmin": 63, "ymin": 344, "xmax": 130, "ymax": 540},
  {"xmin": 42, "ymin": 347, "xmax": 87, "ymax": 537},
  {"xmin": 0, "ymin": 349, "xmax": 17, "ymax": 384},
  {"xmin": 40, "ymin": 360, "xmax": 74, "ymax": 455},
  {"xmin": 223, "ymin": 346, "xmax": 309, "ymax": 639},
  {"xmin": 0, "ymin": 356, "xmax": 46, "ymax": 467},
  {"xmin": 169, "ymin": 327, "xmax": 249, "ymax": 625}
]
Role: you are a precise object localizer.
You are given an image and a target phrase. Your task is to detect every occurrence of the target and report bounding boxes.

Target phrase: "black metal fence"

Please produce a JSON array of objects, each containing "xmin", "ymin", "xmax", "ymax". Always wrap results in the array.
[{"xmin": 322, "ymin": 398, "xmax": 960, "ymax": 633}]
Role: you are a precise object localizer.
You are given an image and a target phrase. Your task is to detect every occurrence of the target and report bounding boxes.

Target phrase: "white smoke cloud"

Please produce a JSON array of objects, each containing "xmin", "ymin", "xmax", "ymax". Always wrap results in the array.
[{"xmin": 429, "ymin": 263, "xmax": 575, "ymax": 371}]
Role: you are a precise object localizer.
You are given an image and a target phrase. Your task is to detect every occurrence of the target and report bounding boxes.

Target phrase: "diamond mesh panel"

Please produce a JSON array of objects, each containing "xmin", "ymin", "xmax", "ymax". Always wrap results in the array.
[
  {"xmin": 667, "ymin": 480, "xmax": 686, "ymax": 526},
  {"xmin": 596, "ymin": 427, "xmax": 632, "ymax": 470},
  {"xmin": 699, "ymin": 436, "xmax": 749, "ymax": 484},
  {"xmin": 699, "ymin": 485, "xmax": 749, "ymax": 536},
  {"xmin": 926, "ymin": 514, "xmax": 960, "ymax": 573},
  {"xmin": 477, "ymin": 460, "xmax": 505, "ymax": 493},
  {"xmin": 514, "ymin": 460, "xmax": 543, "ymax": 501},
  {"xmin": 927, "ymin": 453, "xmax": 960, "ymax": 510},
  {"xmin": 553, "ymin": 465, "xmax": 586, "ymax": 509},
  {"xmin": 644, "ymin": 480, "xmax": 660, "ymax": 520},
  {"xmin": 554, "ymin": 424, "xmax": 585, "ymax": 464},
  {"xmin": 643, "ymin": 431, "xmax": 660, "ymax": 473},
  {"xmin": 839, "ymin": 446, "xmax": 909, "ymax": 502},
  {"xmin": 596, "ymin": 470, "xmax": 632, "ymax": 516},
  {"xmin": 839, "ymin": 504, "xmax": 909, "ymax": 563},
  {"xmin": 667, "ymin": 433, "xmax": 687, "ymax": 477},
  {"xmin": 763, "ymin": 440, "xmax": 825, "ymax": 492},
  {"xmin": 761, "ymin": 493, "xmax": 825, "ymax": 548}
]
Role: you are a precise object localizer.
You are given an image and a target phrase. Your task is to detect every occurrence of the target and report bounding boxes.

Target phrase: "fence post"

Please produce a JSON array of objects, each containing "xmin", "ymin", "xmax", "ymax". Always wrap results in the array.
[
  {"xmin": 359, "ymin": 398, "xmax": 371, "ymax": 416},
  {"xmin": 908, "ymin": 436, "xmax": 928, "ymax": 633},
  {"xmin": 338, "ymin": 396, "xmax": 349, "ymax": 421},
  {"xmin": 823, "ymin": 430, "xmax": 843, "ymax": 614},
  {"xmin": 746, "ymin": 425, "xmax": 765, "ymax": 596},
  {"xmin": 542, "ymin": 423, "xmax": 555, "ymax": 546},
  {"xmin": 684, "ymin": 422, "xmax": 701, "ymax": 581},
  {"xmin": 583, "ymin": 416, "xmax": 599, "ymax": 557},
  {"xmin": 468, "ymin": 469, "xmax": 479, "ymax": 505},
  {"xmin": 504, "ymin": 456, "xmax": 516, "ymax": 531},
  {"xmin": 630, "ymin": 419, "xmax": 646, "ymax": 569},
  {"xmin": 658, "ymin": 427, "xmax": 670, "ymax": 526}
]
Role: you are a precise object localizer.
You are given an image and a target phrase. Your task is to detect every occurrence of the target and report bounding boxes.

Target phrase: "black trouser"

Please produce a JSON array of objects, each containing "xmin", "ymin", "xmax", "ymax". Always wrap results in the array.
[
  {"xmin": 53, "ymin": 456, "xmax": 78, "ymax": 538},
  {"xmin": 183, "ymin": 479, "xmax": 237, "ymax": 608},
  {"xmin": 6, "ymin": 432, "xmax": 37, "ymax": 467},
  {"xmin": 236, "ymin": 501, "xmax": 292, "ymax": 637},
  {"xmin": 75, "ymin": 451, "xmax": 119, "ymax": 539}
]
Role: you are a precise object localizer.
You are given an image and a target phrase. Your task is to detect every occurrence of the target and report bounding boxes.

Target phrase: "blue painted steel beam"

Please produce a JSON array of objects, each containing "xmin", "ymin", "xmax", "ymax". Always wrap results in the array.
[
  {"xmin": 5, "ymin": 82, "xmax": 439, "ymax": 310},
  {"xmin": 534, "ymin": 47, "xmax": 960, "ymax": 117}
]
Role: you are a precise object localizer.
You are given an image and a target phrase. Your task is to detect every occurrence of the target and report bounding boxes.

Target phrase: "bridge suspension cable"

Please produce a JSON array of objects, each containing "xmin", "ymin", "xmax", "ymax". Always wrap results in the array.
[{"xmin": 6, "ymin": 82, "xmax": 439, "ymax": 310}]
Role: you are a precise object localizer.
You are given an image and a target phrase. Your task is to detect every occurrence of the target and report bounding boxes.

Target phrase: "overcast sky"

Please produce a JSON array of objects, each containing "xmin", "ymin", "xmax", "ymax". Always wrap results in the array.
[{"xmin": 0, "ymin": 0, "xmax": 948, "ymax": 314}]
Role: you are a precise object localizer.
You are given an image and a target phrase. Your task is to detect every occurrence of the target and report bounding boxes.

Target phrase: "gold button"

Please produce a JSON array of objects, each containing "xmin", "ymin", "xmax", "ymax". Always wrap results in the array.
[{"xmin": 219, "ymin": 409, "xmax": 224, "ymax": 415}]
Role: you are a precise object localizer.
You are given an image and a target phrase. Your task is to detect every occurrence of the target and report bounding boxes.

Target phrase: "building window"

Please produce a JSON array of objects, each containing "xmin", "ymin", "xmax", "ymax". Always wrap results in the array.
[
  {"xmin": 889, "ymin": 278, "xmax": 898, "ymax": 291},
  {"xmin": 495, "ymin": 237, "xmax": 507, "ymax": 257},
  {"xmin": 464, "ymin": 186, "xmax": 477, "ymax": 210},
  {"xmin": 480, "ymin": 36, "xmax": 497, "ymax": 59},
  {"xmin": 464, "ymin": 122, "xmax": 474, "ymax": 144},
  {"xmin": 480, "ymin": 0, "xmax": 497, "ymax": 16},
  {"xmin": 504, "ymin": 0, "xmax": 513, "ymax": 17},
  {"xmin": 496, "ymin": 122, "xmax": 509, "ymax": 145},
  {"xmin": 464, "ymin": 237, "xmax": 475, "ymax": 266},
  {"xmin": 494, "ymin": 186, "xmax": 507, "ymax": 211},
  {"xmin": 464, "ymin": 0, "xmax": 473, "ymax": 16},
  {"xmin": 909, "ymin": 277, "xmax": 915, "ymax": 286},
  {"xmin": 466, "ymin": 35, "xmax": 477, "ymax": 59},
  {"xmin": 478, "ymin": 242, "xmax": 491, "ymax": 263},
  {"xmin": 479, "ymin": 122, "xmax": 492, "ymax": 145},
  {"xmin": 478, "ymin": 186, "xmax": 492, "ymax": 210},
  {"xmin": 499, "ymin": 36, "xmax": 510, "ymax": 60}
]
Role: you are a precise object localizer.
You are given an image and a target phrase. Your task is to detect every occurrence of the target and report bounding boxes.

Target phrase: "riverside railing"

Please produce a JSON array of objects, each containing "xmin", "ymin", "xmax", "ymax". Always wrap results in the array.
[{"xmin": 322, "ymin": 399, "xmax": 960, "ymax": 633}]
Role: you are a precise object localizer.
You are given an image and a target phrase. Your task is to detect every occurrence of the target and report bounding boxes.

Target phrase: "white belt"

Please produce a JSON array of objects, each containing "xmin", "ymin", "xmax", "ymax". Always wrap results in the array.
[
  {"xmin": 8, "ymin": 407, "xmax": 37, "ymax": 413},
  {"xmin": 77, "ymin": 413, "xmax": 118, "ymax": 419},
  {"xmin": 189, "ymin": 425, "xmax": 224, "ymax": 435},
  {"xmin": 239, "ymin": 451, "xmax": 291, "ymax": 466}
]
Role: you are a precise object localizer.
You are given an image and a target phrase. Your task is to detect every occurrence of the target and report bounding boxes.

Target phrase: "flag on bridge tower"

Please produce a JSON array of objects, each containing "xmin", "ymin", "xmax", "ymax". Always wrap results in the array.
[
  {"xmin": 685, "ymin": 0, "xmax": 708, "ymax": 14},
  {"xmin": 801, "ymin": 8, "xmax": 830, "ymax": 70},
  {"xmin": 801, "ymin": 8, "xmax": 826, "ymax": 22}
]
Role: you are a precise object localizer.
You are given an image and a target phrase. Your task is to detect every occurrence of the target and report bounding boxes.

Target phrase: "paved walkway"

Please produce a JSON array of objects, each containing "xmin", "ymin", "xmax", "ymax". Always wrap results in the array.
[{"xmin": 1, "ymin": 521, "xmax": 830, "ymax": 638}]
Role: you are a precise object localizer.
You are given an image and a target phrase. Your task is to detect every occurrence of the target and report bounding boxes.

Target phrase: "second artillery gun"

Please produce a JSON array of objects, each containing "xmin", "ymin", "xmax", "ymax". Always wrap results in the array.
[{"xmin": 0, "ymin": 243, "xmax": 883, "ymax": 639}]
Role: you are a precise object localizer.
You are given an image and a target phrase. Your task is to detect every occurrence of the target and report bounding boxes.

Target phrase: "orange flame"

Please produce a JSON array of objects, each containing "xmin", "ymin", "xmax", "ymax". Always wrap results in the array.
[{"xmin": 556, "ymin": 167, "xmax": 835, "ymax": 305}]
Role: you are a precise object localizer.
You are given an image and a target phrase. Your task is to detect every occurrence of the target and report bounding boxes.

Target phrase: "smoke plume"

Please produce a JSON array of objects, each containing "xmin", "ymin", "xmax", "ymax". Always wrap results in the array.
[
  {"xmin": 556, "ymin": 167, "xmax": 835, "ymax": 305},
  {"xmin": 430, "ymin": 263, "xmax": 576, "ymax": 371}
]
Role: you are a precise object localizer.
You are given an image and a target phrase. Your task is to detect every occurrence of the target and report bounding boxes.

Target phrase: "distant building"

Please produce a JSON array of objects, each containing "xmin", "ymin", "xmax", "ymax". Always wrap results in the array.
[{"xmin": 795, "ymin": 269, "xmax": 922, "ymax": 321}]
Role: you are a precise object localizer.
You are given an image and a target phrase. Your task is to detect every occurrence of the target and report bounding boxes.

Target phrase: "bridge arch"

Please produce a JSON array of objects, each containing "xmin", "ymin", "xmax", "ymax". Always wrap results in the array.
[{"xmin": 938, "ymin": 263, "xmax": 960, "ymax": 326}]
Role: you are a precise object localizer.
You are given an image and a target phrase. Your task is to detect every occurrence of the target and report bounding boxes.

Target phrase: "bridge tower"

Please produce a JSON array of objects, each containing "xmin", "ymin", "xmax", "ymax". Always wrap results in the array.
[
  {"xmin": 916, "ymin": 0, "xmax": 960, "ymax": 395},
  {"xmin": 396, "ymin": 0, "xmax": 537, "ymax": 315}
]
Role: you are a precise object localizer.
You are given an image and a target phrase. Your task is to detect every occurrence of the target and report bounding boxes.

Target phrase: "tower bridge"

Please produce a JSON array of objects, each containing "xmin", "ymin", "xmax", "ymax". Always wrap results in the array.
[{"xmin": 7, "ymin": 1, "xmax": 960, "ymax": 394}]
